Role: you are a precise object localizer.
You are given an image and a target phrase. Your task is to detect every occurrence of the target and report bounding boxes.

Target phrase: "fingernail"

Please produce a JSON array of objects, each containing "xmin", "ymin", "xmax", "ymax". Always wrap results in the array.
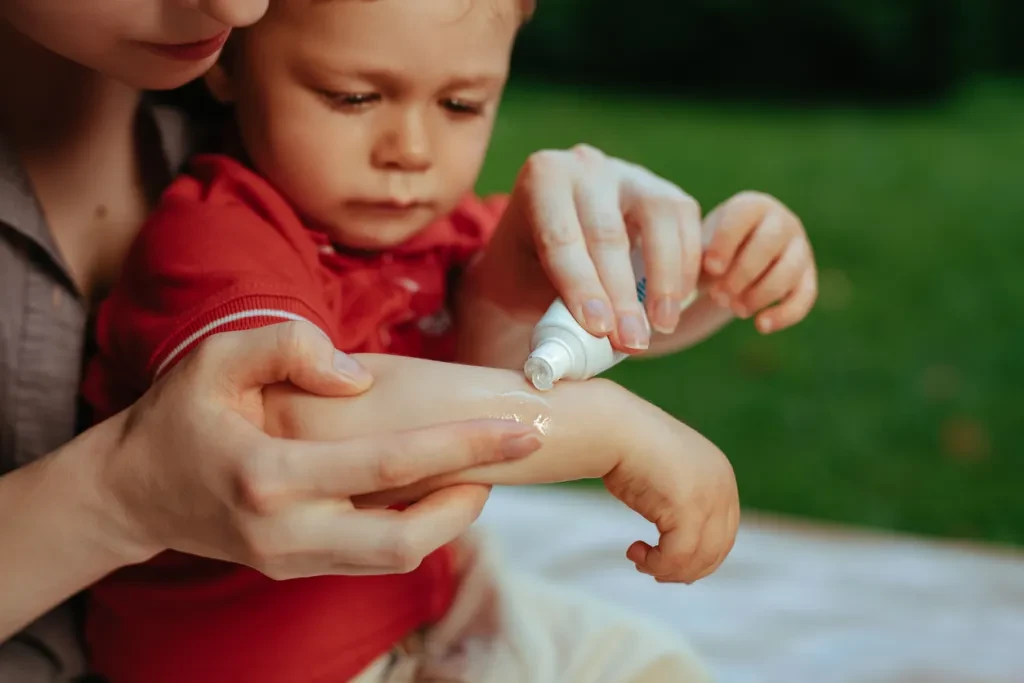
[
  {"xmin": 652, "ymin": 297, "xmax": 678, "ymax": 334},
  {"xmin": 500, "ymin": 433, "xmax": 543, "ymax": 460},
  {"xmin": 705, "ymin": 255, "xmax": 725, "ymax": 275},
  {"xmin": 582, "ymin": 299, "xmax": 613, "ymax": 335},
  {"xmin": 619, "ymin": 313, "xmax": 650, "ymax": 350},
  {"xmin": 734, "ymin": 305, "xmax": 750, "ymax": 320},
  {"xmin": 758, "ymin": 317, "xmax": 773, "ymax": 334},
  {"xmin": 333, "ymin": 350, "xmax": 370, "ymax": 381},
  {"xmin": 680, "ymin": 289, "xmax": 700, "ymax": 311}
]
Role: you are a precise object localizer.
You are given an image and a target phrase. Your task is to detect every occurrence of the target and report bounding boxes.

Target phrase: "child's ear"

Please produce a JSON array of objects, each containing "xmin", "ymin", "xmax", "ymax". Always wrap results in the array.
[{"xmin": 204, "ymin": 62, "xmax": 236, "ymax": 104}]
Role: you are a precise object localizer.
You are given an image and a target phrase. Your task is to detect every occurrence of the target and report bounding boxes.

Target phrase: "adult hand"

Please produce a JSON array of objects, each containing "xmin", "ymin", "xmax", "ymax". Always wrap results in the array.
[
  {"xmin": 94, "ymin": 322, "xmax": 540, "ymax": 579},
  {"xmin": 495, "ymin": 144, "xmax": 703, "ymax": 351}
]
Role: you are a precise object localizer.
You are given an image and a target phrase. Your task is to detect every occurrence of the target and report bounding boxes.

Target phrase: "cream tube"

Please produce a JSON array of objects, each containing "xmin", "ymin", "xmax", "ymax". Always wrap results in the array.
[{"xmin": 524, "ymin": 248, "xmax": 697, "ymax": 390}]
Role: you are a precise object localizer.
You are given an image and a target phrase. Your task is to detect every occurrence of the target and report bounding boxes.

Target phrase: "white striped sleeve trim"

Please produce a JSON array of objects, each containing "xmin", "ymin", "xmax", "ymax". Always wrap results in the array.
[{"xmin": 154, "ymin": 309, "xmax": 327, "ymax": 379}]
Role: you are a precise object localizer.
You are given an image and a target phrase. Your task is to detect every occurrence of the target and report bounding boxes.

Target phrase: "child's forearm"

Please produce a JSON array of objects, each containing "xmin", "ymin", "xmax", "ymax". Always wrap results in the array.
[{"xmin": 264, "ymin": 354, "xmax": 655, "ymax": 496}]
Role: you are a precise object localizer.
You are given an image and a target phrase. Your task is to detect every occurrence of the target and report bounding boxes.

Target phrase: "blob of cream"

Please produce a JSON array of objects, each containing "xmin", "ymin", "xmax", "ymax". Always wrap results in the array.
[{"xmin": 465, "ymin": 389, "xmax": 553, "ymax": 435}]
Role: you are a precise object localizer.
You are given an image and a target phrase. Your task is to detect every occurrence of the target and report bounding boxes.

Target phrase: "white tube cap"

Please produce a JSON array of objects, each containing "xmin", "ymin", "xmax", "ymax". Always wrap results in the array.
[{"xmin": 524, "ymin": 339, "xmax": 574, "ymax": 391}]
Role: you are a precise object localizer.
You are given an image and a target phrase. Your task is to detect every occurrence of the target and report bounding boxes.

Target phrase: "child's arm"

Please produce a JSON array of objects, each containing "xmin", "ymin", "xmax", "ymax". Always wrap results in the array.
[
  {"xmin": 268, "ymin": 354, "xmax": 655, "ymax": 485},
  {"xmin": 264, "ymin": 354, "xmax": 739, "ymax": 584}
]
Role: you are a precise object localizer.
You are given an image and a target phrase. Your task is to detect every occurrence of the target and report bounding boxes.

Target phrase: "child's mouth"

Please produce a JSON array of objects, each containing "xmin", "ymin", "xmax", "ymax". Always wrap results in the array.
[{"xmin": 347, "ymin": 199, "xmax": 431, "ymax": 215}]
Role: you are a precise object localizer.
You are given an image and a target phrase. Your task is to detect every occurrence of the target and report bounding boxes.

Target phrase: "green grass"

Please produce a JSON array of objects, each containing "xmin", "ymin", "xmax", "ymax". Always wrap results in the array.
[{"xmin": 476, "ymin": 79, "xmax": 1024, "ymax": 547}]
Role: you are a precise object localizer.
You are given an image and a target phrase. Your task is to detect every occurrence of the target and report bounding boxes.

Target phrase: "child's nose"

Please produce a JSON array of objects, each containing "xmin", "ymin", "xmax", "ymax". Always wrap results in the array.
[{"xmin": 372, "ymin": 112, "xmax": 432, "ymax": 173}]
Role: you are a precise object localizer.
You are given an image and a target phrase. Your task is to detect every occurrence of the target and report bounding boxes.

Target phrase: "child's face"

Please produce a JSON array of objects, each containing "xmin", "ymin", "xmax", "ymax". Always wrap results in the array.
[
  {"xmin": 2, "ymin": 0, "xmax": 268, "ymax": 90},
  {"xmin": 209, "ymin": 0, "xmax": 519, "ymax": 250}
]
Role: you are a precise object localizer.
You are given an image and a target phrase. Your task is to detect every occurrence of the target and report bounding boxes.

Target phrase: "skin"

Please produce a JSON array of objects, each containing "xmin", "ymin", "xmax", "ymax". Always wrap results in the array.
[
  {"xmin": 456, "ymin": 149, "xmax": 819, "ymax": 371},
  {"xmin": 2, "ymin": 0, "xmax": 269, "ymax": 91},
  {"xmin": 206, "ymin": 0, "xmax": 519, "ymax": 250},
  {"xmin": 100, "ymin": 0, "xmax": 740, "ymax": 586},
  {"xmin": 179, "ymin": 0, "xmax": 754, "ymax": 583},
  {"xmin": 0, "ymin": 0, "xmax": 533, "ymax": 641},
  {"xmin": 265, "ymin": 354, "xmax": 740, "ymax": 584},
  {"xmin": 205, "ymin": 0, "xmax": 817, "ymax": 363},
  {"xmin": 0, "ymin": 0, "xmax": 811, "ymax": 644}
]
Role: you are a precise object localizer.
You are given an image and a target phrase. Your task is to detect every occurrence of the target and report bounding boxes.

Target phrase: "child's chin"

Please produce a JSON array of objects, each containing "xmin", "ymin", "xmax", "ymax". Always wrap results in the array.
[{"xmin": 326, "ymin": 221, "xmax": 429, "ymax": 251}]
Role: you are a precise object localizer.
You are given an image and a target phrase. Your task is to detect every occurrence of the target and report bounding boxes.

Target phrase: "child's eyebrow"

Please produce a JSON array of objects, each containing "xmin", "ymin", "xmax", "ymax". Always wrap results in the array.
[
  {"xmin": 312, "ymin": 65, "xmax": 505, "ymax": 90},
  {"xmin": 444, "ymin": 73, "xmax": 507, "ymax": 89}
]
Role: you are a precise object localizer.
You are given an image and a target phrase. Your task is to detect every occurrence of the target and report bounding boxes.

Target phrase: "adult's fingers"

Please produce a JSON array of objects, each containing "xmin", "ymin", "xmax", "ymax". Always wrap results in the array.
[
  {"xmin": 309, "ymin": 485, "xmax": 493, "ymax": 573},
  {"xmin": 574, "ymin": 159, "xmax": 649, "ymax": 350},
  {"xmin": 261, "ymin": 419, "xmax": 541, "ymax": 502},
  {"xmin": 251, "ymin": 485, "xmax": 493, "ymax": 577},
  {"xmin": 628, "ymin": 199, "xmax": 685, "ymax": 335},
  {"xmin": 189, "ymin": 322, "xmax": 372, "ymax": 399},
  {"xmin": 619, "ymin": 165, "xmax": 702, "ymax": 336},
  {"xmin": 521, "ymin": 151, "xmax": 615, "ymax": 338}
]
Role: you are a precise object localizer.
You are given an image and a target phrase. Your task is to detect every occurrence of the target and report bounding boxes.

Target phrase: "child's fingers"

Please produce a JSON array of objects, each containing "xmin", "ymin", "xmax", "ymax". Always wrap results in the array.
[
  {"xmin": 738, "ymin": 237, "xmax": 810, "ymax": 316},
  {"xmin": 702, "ymin": 192, "xmax": 769, "ymax": 276},
  {"xmin": 755, "ymin": 267, "xmax": 818, "ymax": 334},
  {"xmin": 716, "ymin": 210, "xmax": 790, "ymax": 309},
  {"xmin": 628, "ymin": 540, "xmax": 654, "ymax": 567},
  {"xmin": 636, "ymin": 514, "xmax": 708, "ymax": 583}
]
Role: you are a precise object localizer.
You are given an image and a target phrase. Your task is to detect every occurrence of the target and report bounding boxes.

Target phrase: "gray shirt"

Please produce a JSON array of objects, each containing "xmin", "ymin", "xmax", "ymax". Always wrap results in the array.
[{"xmin": 0, "ymin": 102, "xmax": 191, "ymax": 682}]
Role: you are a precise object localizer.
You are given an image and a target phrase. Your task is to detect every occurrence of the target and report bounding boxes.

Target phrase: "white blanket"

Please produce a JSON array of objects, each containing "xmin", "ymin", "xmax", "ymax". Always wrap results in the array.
[{"xmin": 477, "ymin": 486, "xmax": 1024, "ymax": 683}]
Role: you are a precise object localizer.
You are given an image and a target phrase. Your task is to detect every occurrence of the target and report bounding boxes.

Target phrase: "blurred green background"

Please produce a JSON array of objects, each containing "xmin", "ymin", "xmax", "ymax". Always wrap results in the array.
[{"xmin": 476, "ymin": 1, "xmax": 1024, "ymax": 547}]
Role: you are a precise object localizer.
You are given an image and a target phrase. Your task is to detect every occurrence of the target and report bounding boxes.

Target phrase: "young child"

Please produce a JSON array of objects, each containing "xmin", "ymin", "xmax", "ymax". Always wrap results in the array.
[{"xmin": 82, "ymin": 0, "xmax": 816, "ymax": 681}]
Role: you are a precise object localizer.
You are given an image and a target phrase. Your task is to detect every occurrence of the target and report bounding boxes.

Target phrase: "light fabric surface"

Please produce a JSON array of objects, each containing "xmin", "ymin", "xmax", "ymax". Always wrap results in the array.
[
  {"xmin": 476, "ymin": 486, "xmax": 1024, "ymax": 683},
  {"xmin": 352, "ymin": 532, "xmax": 711, "ymax": 682}
]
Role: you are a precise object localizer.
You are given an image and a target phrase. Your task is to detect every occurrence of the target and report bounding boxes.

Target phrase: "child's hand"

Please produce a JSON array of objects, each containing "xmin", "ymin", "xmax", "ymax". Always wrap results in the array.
[
  {"xmin": 490, "ymin": 144, "xmax": 704, "ymax": 352},
  {"xmin": 602, "ymin": 409, "xmax": 739, "ymax": 584},
  {"xmin": 702, "ymin": 191, "xmax": 818, "ymax": 334}
]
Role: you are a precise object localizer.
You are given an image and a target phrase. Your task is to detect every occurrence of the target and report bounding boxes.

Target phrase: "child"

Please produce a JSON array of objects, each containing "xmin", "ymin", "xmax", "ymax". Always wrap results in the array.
[{"xmin": 82, "ymin": 0, "xmax": 816, "ymax": 681}]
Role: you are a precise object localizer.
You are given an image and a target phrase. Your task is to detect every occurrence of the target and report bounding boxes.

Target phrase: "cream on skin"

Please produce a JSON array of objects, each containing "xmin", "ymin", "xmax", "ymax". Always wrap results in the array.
[{"xmin": 464, "ymin": 389, "xmax": 554, "ymax": 435}]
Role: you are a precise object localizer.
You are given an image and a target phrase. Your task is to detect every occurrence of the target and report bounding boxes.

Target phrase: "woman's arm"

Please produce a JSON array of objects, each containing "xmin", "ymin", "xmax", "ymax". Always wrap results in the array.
[
  {"xmin": 265, "ymin": 353, "xmax": 709, "ymax": 500},
  {"xmin": 0, "ymin": 324, "xmax": 539, "ymax": 640},
  {"xmin": 0, "ymin": 418, "xmax": 144, "ymax": 641}
]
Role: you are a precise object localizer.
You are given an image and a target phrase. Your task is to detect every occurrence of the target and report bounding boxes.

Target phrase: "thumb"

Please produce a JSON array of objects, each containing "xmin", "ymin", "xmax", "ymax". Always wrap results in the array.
[{"xmin": 207, "ymin": 322, "xmax": 373, "ymax": 398}]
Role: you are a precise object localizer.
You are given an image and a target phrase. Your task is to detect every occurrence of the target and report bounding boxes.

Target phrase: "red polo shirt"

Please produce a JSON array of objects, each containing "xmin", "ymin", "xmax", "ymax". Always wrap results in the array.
[{"xmin": 81, "ymin": 154, "xmax": 507, "ymax": 683}]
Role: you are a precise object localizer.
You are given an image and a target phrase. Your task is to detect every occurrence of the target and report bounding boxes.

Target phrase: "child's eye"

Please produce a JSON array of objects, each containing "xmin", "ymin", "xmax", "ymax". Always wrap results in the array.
[
  {"xmin": 319, "ymin": 90, "xmax": 381, "ymax": 110},
  {"xmin": 441, "ymin": 98, "xmax": 484, "ymax": 116}
]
